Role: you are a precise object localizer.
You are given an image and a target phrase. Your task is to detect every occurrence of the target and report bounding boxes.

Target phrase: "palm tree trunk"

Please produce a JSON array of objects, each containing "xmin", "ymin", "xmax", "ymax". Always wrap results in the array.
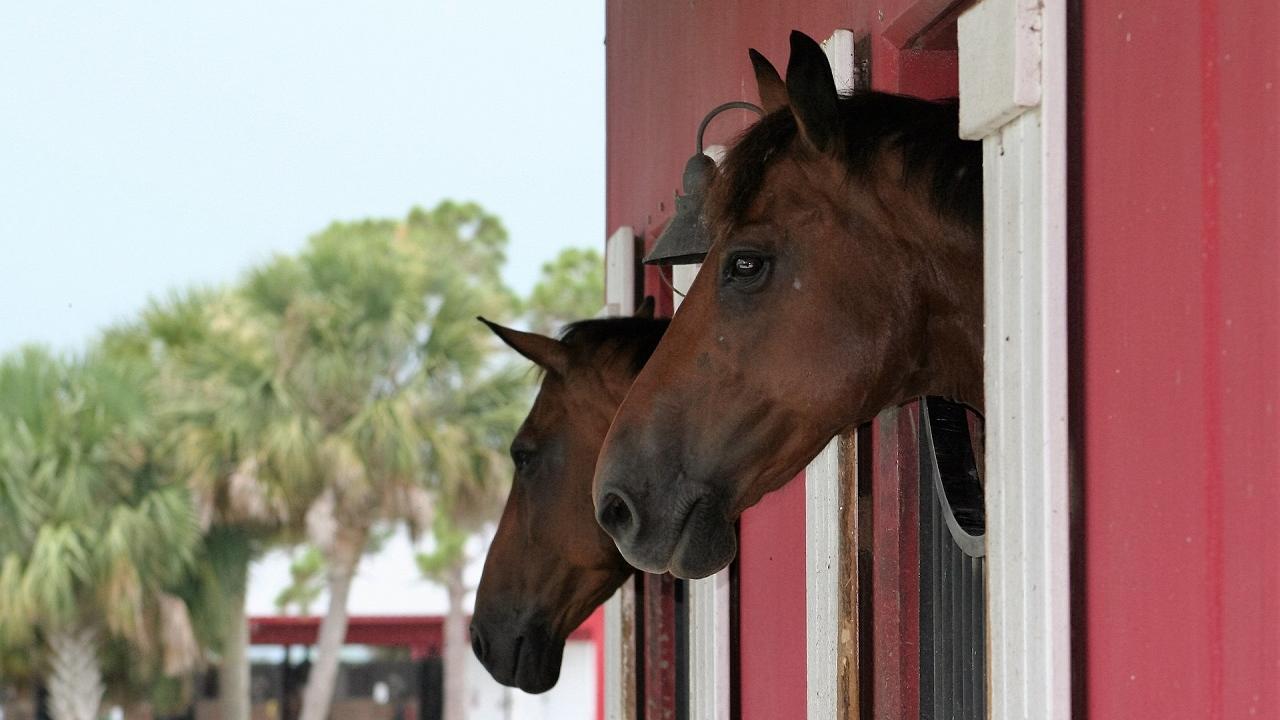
[
  {"xmin": 298, "ymin": 524, "xmax": 367, "ymax": 720},
  {"xmin": 214, "ymin": 529, "xmax": 254, "ymax": 720},
  {"xmin": 46, "ymin": 625, "xmax": 104, "ymax": 720},
  {"xmin": 221, "ymin": 575, "xmax": 252, "ymax": 720},
  {"xmin": 442, "ymin": 561, "xmax": 469, "ymax": 720}
]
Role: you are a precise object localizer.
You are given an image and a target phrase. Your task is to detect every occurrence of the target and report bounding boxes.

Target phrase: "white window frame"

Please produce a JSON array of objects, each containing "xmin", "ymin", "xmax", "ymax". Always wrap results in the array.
[
  {"xmin": 677, "ymin": 147, "xmax": 730, "ymax": 720},
  {"xmin": 958, "ymin": 1, "xmax": 1071, "ymax": 718},
  {"xmin": 805, "ymin": 29, "xmax": 859, "ymax": 720},
  {"xmin": 602, "ymin": 225, "xmax": 639, "ymax": 720}
]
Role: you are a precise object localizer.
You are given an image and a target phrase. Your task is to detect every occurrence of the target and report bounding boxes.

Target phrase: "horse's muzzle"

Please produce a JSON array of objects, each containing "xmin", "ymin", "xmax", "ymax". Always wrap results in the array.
[
  {"xmin": 468, "ymin": 615, "xmax": 563, "ymax": 694},
  {"xmin": 595, "ymin": 467, "xmax": 737, "ymax": 579}
]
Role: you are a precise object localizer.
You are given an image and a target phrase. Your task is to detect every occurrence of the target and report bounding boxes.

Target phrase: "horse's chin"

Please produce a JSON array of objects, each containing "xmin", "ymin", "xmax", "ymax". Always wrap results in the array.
[
  {"xmin": 669, "ymin": 528, "xmax": 737, "ymax": 579},
  {"xmin": 667, "ymin": 501, "xmax": 739, "ymax": 579},
  {"xmin": 510, "ymin": 636, "xmax": 565, "ymax": 694},
  {"xmin": 473, "ymin": 617, "xmax": 565, "ymax": 694}
]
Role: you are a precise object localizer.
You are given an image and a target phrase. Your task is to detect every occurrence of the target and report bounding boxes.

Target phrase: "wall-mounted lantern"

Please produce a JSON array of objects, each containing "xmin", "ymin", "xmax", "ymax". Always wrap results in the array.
[{"xmin": 642, "ymin": 101, "xmax": 764, "ymax": 266}]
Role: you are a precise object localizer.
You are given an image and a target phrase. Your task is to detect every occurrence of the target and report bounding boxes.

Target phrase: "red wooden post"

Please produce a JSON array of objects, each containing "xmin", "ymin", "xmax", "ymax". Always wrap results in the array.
[
  {"xmin": 867, "ymin": 404, "xmax": 922, "ymax": 719},
  {"xmin": 639, "ymin": 573, "xmax": 679, "ymax": 720}
]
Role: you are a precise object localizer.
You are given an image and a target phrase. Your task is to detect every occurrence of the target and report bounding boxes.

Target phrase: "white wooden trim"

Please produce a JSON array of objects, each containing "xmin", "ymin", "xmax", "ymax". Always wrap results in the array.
[
  {"xmin": 957, "ymin": 0, "xmax": 1043, "ymax": 139},
  {"xmin": 673, "ymin": 260, "xmax": 733, "ymax": 720},
  {"xmin": 823, "ymin": 29, "xmax": 858, "ymax": 96},
  {"xmin": 604, "ymin": 226, "xmax": 637, "ymax": 318},
  {"xmin": 805, "ymin": 440, "xmax": 843, "ymax": 719},
  {"xmin": 806, "ymin": 29, "xmax": 859, "ymax": 720},
  {"xmin": 603, "ymin": 226, "xmax": 638, "ymax": 720},
  {"xmin": 960, "ymin": 1, "xmax": 1070, "ymax": 718},
  {"xmin": 687, "ymin": 567, "xmax": 731, "ymax": 720},
  {"xmin": 672, "ymin": 264, "xmax": 701, "ymax": 307},
  {"xmin": 603, "ymin": 577, "xmax": 637, "ymax": 720}
]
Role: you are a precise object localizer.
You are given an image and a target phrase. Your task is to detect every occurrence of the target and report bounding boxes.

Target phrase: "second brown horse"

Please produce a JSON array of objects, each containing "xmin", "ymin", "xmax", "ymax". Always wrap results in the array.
[{"xmin": 471, "ymin": 305, "xmax": 666, "ymax": 693}]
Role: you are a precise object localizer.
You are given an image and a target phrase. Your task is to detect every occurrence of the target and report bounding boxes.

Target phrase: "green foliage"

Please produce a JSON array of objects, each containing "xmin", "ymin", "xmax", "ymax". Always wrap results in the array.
[
  {"xmin": 0, "ymin": 345, "xmax": 200, "ymax": 664},
  {"xmin": 215, "ymin": 201, "xmax": 520, "ymax": 532},
  {"xmin": 275, "ymin": 546, "xmax": 326, "ymax": 616},
  {"xmin": 527, "ymin": 247, "xmax": 605, "ymax": 335},
  {"xmin": 0, "ymin": 196, "xmax": 608, "ymax": 710}
]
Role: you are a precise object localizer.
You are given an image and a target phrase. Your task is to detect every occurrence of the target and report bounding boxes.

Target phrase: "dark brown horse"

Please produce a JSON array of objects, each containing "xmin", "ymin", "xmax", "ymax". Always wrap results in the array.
[
  {"xmin": 593, "ymin": 32, "xmax": 983, "ymax": 579},
  {"xmin": 470, "ymin": 303, "xmax": 666, "ymax": 693}
]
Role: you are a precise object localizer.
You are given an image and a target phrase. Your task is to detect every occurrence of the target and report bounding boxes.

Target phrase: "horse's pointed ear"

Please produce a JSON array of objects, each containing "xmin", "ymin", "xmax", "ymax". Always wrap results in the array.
[
  {"xmin": 785, "ymin": 30, "xmax": 840, "ymax": 153},
  {"xmin": 749, "ymin": 49, "xmax": 788, "ymax": 113},
  {"xmin": 478, "ymin": 317, "xmax": 569, "ymax": 376},
  {"xmin": 634, "ymin": 296, "xmax": 656, "ymax": 319}
]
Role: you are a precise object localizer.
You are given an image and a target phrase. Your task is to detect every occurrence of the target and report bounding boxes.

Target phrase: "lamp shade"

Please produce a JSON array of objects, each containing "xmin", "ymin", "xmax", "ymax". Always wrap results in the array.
[{"xmin": 642, "ymin": 152, "xmax": 717, "ymax": 265}]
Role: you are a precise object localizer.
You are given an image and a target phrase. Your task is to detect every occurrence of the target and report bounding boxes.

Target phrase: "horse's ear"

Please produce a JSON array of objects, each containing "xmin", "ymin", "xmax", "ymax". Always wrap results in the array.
[
  {"xmin": 749, "ymin": 49, "xmax": 788, "ymax": 113},
  {"xmin": 478, "ymin": 317, "xmax": 569, "ymax": 377},
  {"xmin": 634, "ymin": 296, "xmax": 656, "ymax": 319},
  {"xmin": 785, "ymin": 30, "xmax": 840, "ymax": 153}
]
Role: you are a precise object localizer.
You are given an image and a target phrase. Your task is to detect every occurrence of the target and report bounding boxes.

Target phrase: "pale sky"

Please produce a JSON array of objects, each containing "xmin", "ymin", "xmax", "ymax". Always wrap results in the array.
[
  {"xmin": 1, "ymin": 2, "xmax": 604, "ymax": 615},
  {"xmin": 0, "ymin": 1, "xmax": 605, "ymax": 354}
]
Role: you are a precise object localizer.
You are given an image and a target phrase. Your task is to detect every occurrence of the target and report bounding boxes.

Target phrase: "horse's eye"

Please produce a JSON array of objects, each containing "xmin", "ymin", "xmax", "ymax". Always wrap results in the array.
[
  {"xmin": 724, "ymin": 252, "xmax": 770, "ymax": 286},
  {"xmin": 511, "ymin": 448, "xmax": 536, "ymax": 471},
  {"xmin": 733, "ymin": 256, "xmax": 761, "ymax": 276}
]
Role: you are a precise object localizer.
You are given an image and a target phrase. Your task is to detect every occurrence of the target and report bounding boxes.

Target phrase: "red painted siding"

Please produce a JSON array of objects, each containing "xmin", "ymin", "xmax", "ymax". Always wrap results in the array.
[
  {"xmin": 1077, "ymin": 2, "xmax": 1280, "ymax": 718},
  {"xmin": 607, "ymin": 1, "xmax": 864, "ymax": 247},
  {"xmin": 737, "ymin": 473, "xmax": 809, "ymax": 720}
]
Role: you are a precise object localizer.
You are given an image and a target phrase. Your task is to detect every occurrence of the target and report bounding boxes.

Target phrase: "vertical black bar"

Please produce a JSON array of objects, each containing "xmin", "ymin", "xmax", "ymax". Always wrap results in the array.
[
  {"xmin": 674, "ymin": 578, "xmax": 689, "ymax": 720},
  {"xmin": 936, "ymin": 497, "xmax": 946, "ymax": 720},
  {"xmin": 962, "ymin": 543, "xmax": 967, "ymax": 717},
  {"xmin": 634, "ymin": 571, "xmax": 647, "ymax": 720},
  {"xmin": 919, "ymin": 434, "xmax": 936, "ymax": 720},
  {"xmin": 857, "ymin": 422, "xmax": 876, "ymax": 720},
  {"xmin": 728, "ymin": 545, "xmax": 742, "ymax": 720}
]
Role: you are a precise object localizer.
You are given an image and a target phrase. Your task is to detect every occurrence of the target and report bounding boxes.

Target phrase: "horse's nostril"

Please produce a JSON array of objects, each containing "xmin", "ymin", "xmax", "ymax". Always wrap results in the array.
[
  {"xmin": 598, "ymin": 490, "xmax": 636, "ymax": 539},
  {"xmin": 470, "ymin": 624, "xmax": 488, "ymax": 664}
]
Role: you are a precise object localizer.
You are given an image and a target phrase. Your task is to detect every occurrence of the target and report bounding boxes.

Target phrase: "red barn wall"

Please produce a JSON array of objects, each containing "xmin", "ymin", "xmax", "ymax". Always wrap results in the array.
[
  {"xmin": 606, "ymin": 2, "xmax": 864, "ymax": 248},
  {"xmin": 1076, "ymin": 2, "xmax": 1280, "ymax": 718}
]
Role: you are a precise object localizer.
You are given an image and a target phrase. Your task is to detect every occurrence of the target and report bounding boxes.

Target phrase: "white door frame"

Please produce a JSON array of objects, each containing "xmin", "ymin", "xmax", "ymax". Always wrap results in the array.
[
  {"xmin": 805, "ymin": 29, "xmax": 860, "ymax": 720},
  {"xmin": 602, "ymin": 225, "xmax": 639, "ymax": 720},
  {"xmin": 959, "ymin": 0, "xmax": 1071, "ymax": 718}
]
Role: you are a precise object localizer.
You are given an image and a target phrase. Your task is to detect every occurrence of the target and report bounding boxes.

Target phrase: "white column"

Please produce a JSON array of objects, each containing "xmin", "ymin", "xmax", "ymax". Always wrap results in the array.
[
  {"xmin": 672, "ymin": 262, "xmax": 734, "ymax": 720},
  {"xmin": 603, "ymin": 226, "xmax": 639, "ymax": 720},
  {"xmin": 959, "ymin": 1, "xmax": 1070, "ymax": 718},
  {"xmin": 805, "ymin": 29, "xmax": 859, "ymax": 720}
]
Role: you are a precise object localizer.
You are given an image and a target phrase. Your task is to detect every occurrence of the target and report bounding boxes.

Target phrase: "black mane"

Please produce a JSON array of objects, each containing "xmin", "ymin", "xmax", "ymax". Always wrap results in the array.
[
  {"xmin": 710, "ymin": 91, "xmax": 982, "ymax": 232},
  {"xmin": 558, "ymin": 316, "xmax": 670, "ymax": 375}
]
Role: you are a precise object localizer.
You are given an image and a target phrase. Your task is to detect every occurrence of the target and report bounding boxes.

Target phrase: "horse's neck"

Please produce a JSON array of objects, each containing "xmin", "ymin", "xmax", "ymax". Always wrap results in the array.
[
  {"xmin": 919, "ymin": 226, "xmax": 985, "ymax": 413},
  {"xmin": 922, "ymin": 313, "xmax": 984, "ymax": 413}
]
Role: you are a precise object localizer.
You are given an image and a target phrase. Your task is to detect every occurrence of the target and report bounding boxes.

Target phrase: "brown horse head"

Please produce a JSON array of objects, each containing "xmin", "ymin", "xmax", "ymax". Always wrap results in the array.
[
  {"xmin": 592, "ymin": 32, "xmax": 983, "ymax": 579},
  {"xmin": 471, "ymin": 302, "xmax": 666, "ymax": 693}
]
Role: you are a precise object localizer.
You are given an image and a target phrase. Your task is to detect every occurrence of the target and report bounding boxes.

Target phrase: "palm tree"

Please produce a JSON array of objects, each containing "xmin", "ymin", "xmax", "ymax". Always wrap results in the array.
[
  {"xmin": 275, "ymin": 546, "xmax": 326, "ymax": 615},
  {"xmin": 525, "ymin": 246, "xmax": 605, "ymax": 335},
  {"xmin": 227, "ymin": 201, "xmax": 516, "ymax": 720},
  {"xmin": 0, "ymin": 346, "xmax": 202, "ymax": 720},
  {"xmin": 144, "ymin": 288, "xmax": 300, "ymax": 720}
]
